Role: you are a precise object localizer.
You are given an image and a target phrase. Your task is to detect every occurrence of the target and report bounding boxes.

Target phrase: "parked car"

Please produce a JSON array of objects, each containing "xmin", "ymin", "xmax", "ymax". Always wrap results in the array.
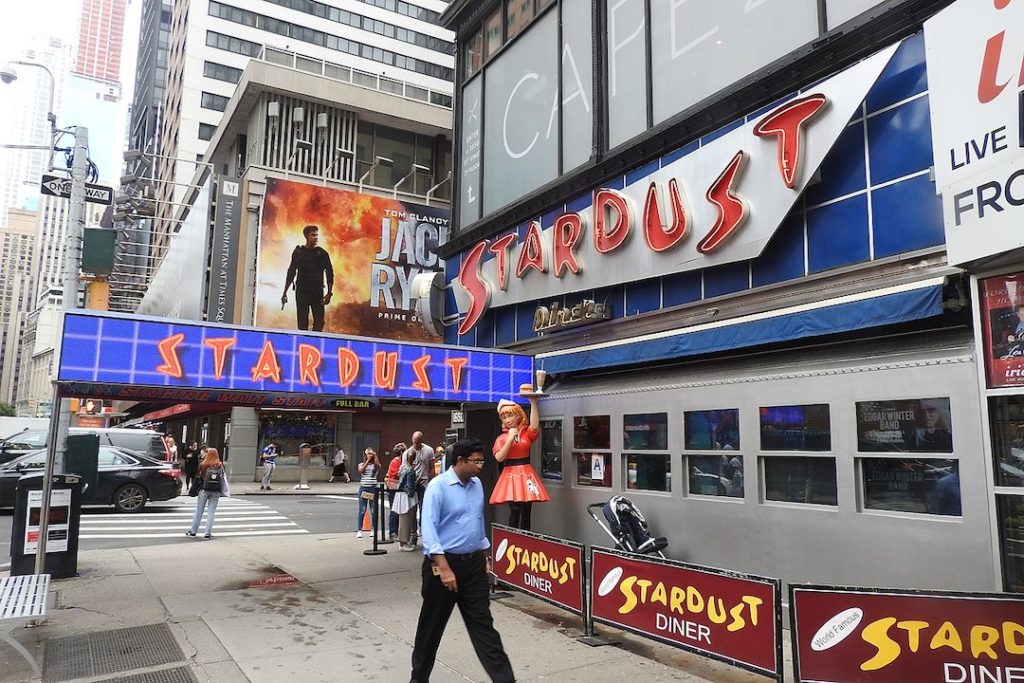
[
  {"xmin": 0, "ymin": 446, "xmax": 182, "ymax": 512},
  {"xmin": 0, "ymin": 428, "xmax": 170, "ymax": 464}
]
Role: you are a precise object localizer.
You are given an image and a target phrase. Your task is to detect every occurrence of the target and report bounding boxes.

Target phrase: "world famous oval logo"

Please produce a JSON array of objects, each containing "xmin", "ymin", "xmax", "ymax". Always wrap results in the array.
[{"xmin": 597, "ymin": 566, "xmax": 624, "ymax": 597}]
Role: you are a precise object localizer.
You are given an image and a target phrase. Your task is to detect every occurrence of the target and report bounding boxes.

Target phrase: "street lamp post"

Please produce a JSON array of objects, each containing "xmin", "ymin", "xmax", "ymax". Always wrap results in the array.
[
  {"xmin": 1, "ymin": 59, "xmax": 88, "ymax": 575},
  {"xmin": 1, "ymin": 60, "xmax": 57, "ymax": 171}
]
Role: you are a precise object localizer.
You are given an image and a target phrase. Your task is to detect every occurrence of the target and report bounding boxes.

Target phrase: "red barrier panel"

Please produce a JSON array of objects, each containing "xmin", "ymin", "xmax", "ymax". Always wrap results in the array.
[
  {"xmin": 491, "ymin": 525, "xmax": 585, "ymax": 615},
  {"xmin": 791, "ymin": 585, "xmax": 1024, "ymax": 682},
  {"xmin": 590, "ymin": 547, "xmax": 782, "ymax": 680}
]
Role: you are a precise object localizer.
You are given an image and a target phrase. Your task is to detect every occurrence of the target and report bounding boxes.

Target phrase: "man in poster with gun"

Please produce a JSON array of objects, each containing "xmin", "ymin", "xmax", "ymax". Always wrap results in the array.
[{"xmin": 281, "ymin": 225, "xmax": 334, "ymax": 332}]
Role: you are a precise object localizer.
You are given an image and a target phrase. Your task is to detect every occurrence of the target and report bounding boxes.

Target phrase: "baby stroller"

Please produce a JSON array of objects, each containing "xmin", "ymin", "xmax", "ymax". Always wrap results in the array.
[{"xmin": 587, "ymin": 496, "xmax": 668, "ymax": 558}]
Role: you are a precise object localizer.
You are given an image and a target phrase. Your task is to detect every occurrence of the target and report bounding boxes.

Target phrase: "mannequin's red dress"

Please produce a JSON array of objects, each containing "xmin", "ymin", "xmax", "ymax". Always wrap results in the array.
[{"xmin": 489, "ymin": 426, "xmax": 550, "ymax": 504}]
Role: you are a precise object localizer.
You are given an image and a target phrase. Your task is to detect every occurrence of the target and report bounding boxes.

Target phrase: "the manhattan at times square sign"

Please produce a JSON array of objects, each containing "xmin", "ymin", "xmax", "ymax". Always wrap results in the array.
[
  {"xmin": 56, "ymin": 311, "xmax": 532, "ymax": 405},
  {"xmin": 926, "ymin": 0, "xmax": 1024, "ymax": 265},
  {"xmin": 452, "ymin": 45, "xmax": 901, "ymax": 334}
]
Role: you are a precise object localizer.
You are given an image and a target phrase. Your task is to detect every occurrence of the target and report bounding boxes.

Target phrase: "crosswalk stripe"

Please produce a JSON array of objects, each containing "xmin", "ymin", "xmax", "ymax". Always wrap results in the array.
[
  {"xmin": 81, "ymin": 518, "xmax": 292, "ymax": 528},
  {"xmin": 80, "ymin": 529, "xmax": 310, "ymax": 539},
  {"xmin": 77, "ymin": 498, "xmax": 310, "ymax": 540},
  {"xmin": 81, "ymin": 512, "xmax": 282, "ymax": 522},
  {"xmin": 81, "ymin": 522, "xmax": 299, "ymax": 531}
]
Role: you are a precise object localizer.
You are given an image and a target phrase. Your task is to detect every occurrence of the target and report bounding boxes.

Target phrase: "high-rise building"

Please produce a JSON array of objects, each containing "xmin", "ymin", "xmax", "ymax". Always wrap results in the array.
[
  {"xmin": 0, "ymin": 209, "xmax": 38, "ymax": 406},
  {"xmin": 32, "ymin": 193, "xmax": 107, "ymax": 305},
  {"xmin": 152, "ymin": 0, "xmax": 456, "ymax": 261},
  {"xmin": 130, "ymin": 0, "xmax": 171, "ymax": 162},
  {"xmin": 112, "ymin": 0, "xmax": 172, "ymax": 314},
  {"xmin": 0, "ymin": 36, "xmax": 71, "ymax": 228},
  {"xmin": 74, "ymin": 0, "xmax": 127, "ymax": 83}
]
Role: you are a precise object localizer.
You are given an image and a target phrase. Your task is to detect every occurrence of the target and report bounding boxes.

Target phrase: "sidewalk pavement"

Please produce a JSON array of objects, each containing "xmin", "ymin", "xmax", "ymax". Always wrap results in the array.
[
  {"xmin": 0, "ymin": 530, "xmax": 782, "ymax": 683},
  {"xmin": 230, "ymin": 479, "xmax": 361, "ymax": 496}
]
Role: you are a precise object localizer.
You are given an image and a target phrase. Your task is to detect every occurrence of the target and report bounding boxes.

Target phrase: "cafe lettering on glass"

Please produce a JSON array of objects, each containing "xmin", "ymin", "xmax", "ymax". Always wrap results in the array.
[
  {"xmin": 791, "ymin": 585, "xmax": 1024, "ymax": 683},
  {"xmin": 490, "ymin": 525, "xmax": 584, "ymax": 615},
  {"xmin": 590, "ymin": 547, "xmax": 782, "ymax": 680},
  {"xmin": 57, "ymin": 312, "xmax": 533, "ymax": 403}
]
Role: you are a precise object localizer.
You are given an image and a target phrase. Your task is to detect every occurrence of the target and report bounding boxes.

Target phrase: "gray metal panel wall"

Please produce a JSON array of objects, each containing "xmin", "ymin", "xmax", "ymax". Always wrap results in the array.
[{"xmin": 530, "ymin": 331, "xmax": 994, "ymax": 593}]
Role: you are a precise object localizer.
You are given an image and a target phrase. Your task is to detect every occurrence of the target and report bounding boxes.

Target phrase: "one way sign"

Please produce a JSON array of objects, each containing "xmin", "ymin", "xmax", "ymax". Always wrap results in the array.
[{"xmin": 40, "ymin": 174, "xmax": 114, "ymax": 206}]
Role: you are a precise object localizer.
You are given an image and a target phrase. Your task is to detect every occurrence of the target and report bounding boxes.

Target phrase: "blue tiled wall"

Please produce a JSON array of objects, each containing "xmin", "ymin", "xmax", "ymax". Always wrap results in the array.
[{"xmin": 449, "ymin": 31, "xmax": 944, "ymax": 348}]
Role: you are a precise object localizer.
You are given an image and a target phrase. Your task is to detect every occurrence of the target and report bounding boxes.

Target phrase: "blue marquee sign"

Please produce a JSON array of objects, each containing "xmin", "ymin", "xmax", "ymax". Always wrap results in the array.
[{"xmin": 58, "ymin": 312, "xmax": 532, "ymax": 404}]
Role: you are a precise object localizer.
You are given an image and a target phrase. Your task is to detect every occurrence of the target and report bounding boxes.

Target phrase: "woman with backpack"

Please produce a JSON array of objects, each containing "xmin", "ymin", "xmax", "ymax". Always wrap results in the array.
[{"xmin": 187, "ymin": 447, "xmax": 229, "ymax": 539}]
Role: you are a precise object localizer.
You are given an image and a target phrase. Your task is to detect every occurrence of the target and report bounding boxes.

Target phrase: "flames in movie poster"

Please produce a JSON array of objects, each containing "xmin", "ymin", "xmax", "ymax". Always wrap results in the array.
[{"xmin": 255, "ymin": 178, "xmax": 449, "ymax": 341}]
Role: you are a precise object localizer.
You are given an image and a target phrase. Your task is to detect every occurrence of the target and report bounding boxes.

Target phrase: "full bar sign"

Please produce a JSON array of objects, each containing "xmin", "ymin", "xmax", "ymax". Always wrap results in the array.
[{"xmin": 208, "ymin": 176, "xmax": 241, "ymax": 323}]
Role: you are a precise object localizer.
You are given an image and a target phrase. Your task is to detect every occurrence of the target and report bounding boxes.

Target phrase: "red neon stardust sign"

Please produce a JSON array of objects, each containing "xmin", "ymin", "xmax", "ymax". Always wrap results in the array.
[{"xmin": 456, "ymin": 94, "xmax": 829, "ymax": 335}]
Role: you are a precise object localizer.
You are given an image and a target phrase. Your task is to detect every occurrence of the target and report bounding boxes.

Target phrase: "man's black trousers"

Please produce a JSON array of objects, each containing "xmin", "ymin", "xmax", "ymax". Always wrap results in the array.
[
  {"xmin": 410, "ymin": 553, "xmax": 514, "ymax": 683},
  {"xmin": 295, "ymin": 288, "xmax": 325, "ymax": 331}
]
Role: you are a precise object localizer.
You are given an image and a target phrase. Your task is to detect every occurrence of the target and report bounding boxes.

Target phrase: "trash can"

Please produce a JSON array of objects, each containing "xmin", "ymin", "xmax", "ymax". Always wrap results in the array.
[{"xmin": 11, "ymin": 473, "xmax": 83, "ymax": 578}]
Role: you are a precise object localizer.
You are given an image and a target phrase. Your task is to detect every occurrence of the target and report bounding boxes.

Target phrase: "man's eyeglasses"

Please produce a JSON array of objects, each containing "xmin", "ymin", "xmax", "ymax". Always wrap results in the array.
[{"xmin": 467, "ymin": 458, "xmax": 485, "ymax": 464}]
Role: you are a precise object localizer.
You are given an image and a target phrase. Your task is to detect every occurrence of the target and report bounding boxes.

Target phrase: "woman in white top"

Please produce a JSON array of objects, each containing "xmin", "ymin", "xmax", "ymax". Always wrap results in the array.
[
  {"xmin": 330, "ymin": 448, "xmax": 349, "ymax": 482},
  {"xmin": 355, "ymin": 448, "xmax": 379, "ymax": 538}
]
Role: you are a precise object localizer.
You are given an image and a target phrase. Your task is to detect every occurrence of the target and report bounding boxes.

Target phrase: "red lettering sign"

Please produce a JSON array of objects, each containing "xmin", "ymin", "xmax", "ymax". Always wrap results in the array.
[
  {"xmin": 590, "ymin": 548, "xmax": 781, "ymax": 679},
  {"xmin": 491, "ymin": 526, "xmax": 585, "ymax": 615},
  {"xmin": 791, "ymin": 586, "xmax": 1024, "ymax": 682},
  {"xmin": 453, "ymin": 94, "xmax": 830, "ymax": 334},
  {"xmin": 204, "ymin": 338, "xmax": 236, "ymax": 380}
]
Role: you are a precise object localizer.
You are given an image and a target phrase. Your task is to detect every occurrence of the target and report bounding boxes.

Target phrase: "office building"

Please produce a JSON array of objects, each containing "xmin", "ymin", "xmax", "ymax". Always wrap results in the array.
[
  {"xmin": 0, "ymin": 209, "xmax": 38, "ymax": 406},
  {"xmin": 74, "ymin": 0, "xmax": 127, "ymax": 83},
  {"xmin": 152, "ymin": 0, "xmax": 455, "ymax": 262}
]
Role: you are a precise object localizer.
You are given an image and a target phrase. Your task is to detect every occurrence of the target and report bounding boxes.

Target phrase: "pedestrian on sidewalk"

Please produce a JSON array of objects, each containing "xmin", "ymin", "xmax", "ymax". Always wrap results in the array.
[
  {"xmin": 356, "ymin": 447, "xmax": 380, "ymax": 538},
  {"xmin": 182, "ymin": 440, "xmax": 201, "ymax": 492},
  {"xmin": 395, "ymin": 448, "xmax": 418, "ymax": 551},
  {"xmin": 385, "ymin": 442, "xmax": 405, "ymax": 540},
  {"xmin": 187, "ymin": 447, "xmax": 229, "ymax": 539},
  {"xmin": 410, "ymin": 438, "xmax": 514, "ymax": 683},
  {"xmin": 330, "ymin": 447, "xmax": 349, "ymax": 482},
  {"xmin": 404, "ymin": 432, "xmax": 434, "ymax": 546},
  {"xmin": 260, "ymin": 442, "xmax": 278, "ymax": 491}
]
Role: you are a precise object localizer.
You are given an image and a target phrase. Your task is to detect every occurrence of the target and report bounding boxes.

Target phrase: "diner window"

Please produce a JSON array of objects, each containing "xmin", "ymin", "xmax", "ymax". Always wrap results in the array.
[
  {"xmin": 574, "ymin": 415, "xmax": 610, "ymax": 450},
  {"xmin": 861, "ymin": 458, "xmax": 961, "ymax": 516},
  {"xmin": 990, "ymin": 396, "xmax": 1024, "ymax": 487},
  {"xmin": 464, "ymin": 28, "xmax": 483, "ymax": 79},
  {"xmin": 574, "ymin": 415, "xmax": 611, "ymax": 487},
  {"xmin": 856, "ymin": 398, "xmax": 953, "ymax": 453},
  {"xmin": 688, "ymin": 454, "xmax": 743, "ymax": 498},
  {"xmin": 540, "ymin": 418, "xmax": 563, "ymax": 481},
  {"xmin": 763, "ymin": 456, "xmax": 837, "ymax": 505},
  {"xmin": 576, "ymin": 452, "xmax": 612, "ymax": 488},
  {"xmin": 684, "ymin": 409, "xmax": 739, "ymax": 450},
  {"xmin": 997, "ymin": 495, "xmax": 1024, "ymax": 592},
  {"xmin": 623, "ymin": 413, "xmax": 667, "ymax": 450},
  {"xmin": 625, "ymin": 453, "xmax": 671, "ymax": 492},
  {"xmin": 505, "ymin": 0, "xmax": 534, "ymax": 40},
  {"xmin": 760, "ymin": 404, "xmax": 831, "ymax": 451},
  {"xmin": 483, "ymin": 7, "xmax": 503, "ymax": 60}
]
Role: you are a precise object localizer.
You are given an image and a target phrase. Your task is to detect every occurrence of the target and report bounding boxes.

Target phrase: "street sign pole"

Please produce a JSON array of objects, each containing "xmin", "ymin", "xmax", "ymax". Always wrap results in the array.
[{"xmin": 36, "ymin": 126, "xmax": 88, "ymax": 575}]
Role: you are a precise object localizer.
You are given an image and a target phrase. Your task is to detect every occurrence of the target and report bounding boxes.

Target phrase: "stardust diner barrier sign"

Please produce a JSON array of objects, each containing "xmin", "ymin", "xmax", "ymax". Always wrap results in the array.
[
  {"xmin": 56, "ymin": 311, "xmax": 532, "ymax": 403},
  {"xmin": 490, "ymin": 525, "xmax": 584, "ymax": 615},
  {"xmin": 590, "ymin": 547, "xmax": 782, "ymax": 680},
  {"xmin": 791, "ymin": 585, "xmax": 1024, "ymax": 683}
]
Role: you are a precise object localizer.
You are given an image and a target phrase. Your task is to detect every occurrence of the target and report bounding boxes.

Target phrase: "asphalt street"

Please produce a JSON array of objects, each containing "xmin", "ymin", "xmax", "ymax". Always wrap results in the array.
[{"xmin": 0, "ymin": 493, "xmax": 363, "ymax": 560}]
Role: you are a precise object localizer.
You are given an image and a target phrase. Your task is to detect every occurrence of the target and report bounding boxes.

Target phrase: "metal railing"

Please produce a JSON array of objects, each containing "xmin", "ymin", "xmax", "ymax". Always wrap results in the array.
[{"xmin": 257, "ymin": 46, "xmax": 453, "ymax": 110}]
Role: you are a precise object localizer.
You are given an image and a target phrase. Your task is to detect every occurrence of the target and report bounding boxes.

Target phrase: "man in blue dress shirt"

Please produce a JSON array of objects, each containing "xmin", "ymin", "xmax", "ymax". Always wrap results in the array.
[{"xmin": 410, "ymin": 438, "xmax": 515, "ymax": 683}]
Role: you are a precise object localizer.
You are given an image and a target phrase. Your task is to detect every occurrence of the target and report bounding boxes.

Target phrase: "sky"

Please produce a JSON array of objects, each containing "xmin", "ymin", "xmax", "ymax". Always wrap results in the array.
[{"xmin": 0, "ymin": 0, "xmax": 142, "ymax": 185}]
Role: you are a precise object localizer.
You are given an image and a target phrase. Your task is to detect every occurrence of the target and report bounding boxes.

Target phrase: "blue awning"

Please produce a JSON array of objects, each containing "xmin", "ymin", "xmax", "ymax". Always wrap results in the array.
[{"xmin": 537, "ymin": 280, "xmax": 945, "ymax": 375}]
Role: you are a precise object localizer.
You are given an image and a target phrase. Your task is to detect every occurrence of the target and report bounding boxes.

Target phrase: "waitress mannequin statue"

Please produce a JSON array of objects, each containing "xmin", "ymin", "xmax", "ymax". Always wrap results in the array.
[{"xmin": 490, "ymin": 386, "xmax": 549, "ymax": 530}]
